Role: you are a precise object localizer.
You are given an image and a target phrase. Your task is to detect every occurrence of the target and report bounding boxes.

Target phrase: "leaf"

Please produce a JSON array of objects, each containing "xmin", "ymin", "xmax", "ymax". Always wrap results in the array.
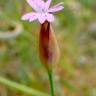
[{"xmin": 0, "ymin": 77, "xmax": 49, "ymax": 96}]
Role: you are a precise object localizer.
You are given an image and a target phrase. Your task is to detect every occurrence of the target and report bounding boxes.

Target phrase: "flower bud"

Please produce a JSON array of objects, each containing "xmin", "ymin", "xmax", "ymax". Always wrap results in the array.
[{"xmin": 39, "ymin": 21, "xmax": 60, "ymax": 72}]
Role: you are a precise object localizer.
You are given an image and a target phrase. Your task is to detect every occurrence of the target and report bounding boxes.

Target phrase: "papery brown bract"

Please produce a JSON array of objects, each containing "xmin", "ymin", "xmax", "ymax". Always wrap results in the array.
[{"xmin": 39, "ymin": 21, "xmax": 60, "ymax": 72}]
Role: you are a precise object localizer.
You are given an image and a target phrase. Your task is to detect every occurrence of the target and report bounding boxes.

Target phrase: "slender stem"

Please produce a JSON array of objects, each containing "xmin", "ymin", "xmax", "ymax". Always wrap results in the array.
[{"xmin": 48, "ymin": 71, "xmax": 55, "ymax": 96}]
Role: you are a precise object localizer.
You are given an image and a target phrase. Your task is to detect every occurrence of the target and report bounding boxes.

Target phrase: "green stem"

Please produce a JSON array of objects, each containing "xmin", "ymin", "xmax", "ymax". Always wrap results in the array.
[{"xmin": 48, "ymin": 71, "xmax": 55, "ymax": 96}]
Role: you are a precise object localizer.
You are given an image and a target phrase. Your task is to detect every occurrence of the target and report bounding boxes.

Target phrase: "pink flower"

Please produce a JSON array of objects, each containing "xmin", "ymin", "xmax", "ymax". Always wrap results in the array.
[{"xmin": 21, "ymin": 0, "xmax": 64, "ymax": 24}]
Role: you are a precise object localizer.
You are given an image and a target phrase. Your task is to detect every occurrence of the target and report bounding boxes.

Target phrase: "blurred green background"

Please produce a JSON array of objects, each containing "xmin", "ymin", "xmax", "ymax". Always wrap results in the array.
[{"xmin": 0, "ymin": 0, "xmax": 96, "ymax": 96}]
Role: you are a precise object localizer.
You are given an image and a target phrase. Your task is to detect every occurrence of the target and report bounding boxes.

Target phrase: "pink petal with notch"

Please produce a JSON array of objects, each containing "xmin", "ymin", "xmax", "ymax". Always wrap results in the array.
[
  {"xmin": 27, "ymin": 0, "xmax": 45, "ymax": 12},
  {"xmin": 21, "ymin": 12, "xmax": 37, "ymax": 22},
  {"xmin": 38, "ymin": 13, "xmax": 46, "ymax": 24},
  {"xmin": 46, "ymin": 13, "xmax": 54, "ymax": 22},
  {"xmin": 48, "ymin": 2, "xmax": 64, "ymax": 13},
  {"xmin": 45, "ymin": 0, "xmax": 52, "ymax": 9}
]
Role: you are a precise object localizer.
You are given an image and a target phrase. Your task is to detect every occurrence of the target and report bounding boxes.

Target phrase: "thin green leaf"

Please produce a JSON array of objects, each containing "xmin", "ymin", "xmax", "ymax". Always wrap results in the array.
[{"xmin": 0, "ymin": 77, "xmax": 49, "ymax": 96}]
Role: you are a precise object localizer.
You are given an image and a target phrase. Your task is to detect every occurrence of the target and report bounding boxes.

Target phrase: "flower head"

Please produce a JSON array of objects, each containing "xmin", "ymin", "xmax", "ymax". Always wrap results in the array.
[{"xmin": 21, "ymin": 0, "xmax": 64, "ymax": 24}]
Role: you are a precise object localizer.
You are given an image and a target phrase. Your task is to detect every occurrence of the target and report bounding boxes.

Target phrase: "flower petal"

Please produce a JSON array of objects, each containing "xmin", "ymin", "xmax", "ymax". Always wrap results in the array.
[
  {"xmin": 27, "ymin": 0, "xmax": 45, "ymax": 12},
  {"xmin": 45, "ymin": 0, "xmax": 52, "ymax": 9},
  {"xmin": 21, "ymin": 12, "xmax": 38, "ymax": 22},
  {"xmin": 37, "ymin": 13, "xmax": 47, "ymax": 24},
  {"xmin": 21, "ymin": 13, "xmax": 32, "ymax": 20},
  {"xmin": 35, "ymin": 0, "xmax": 45, "ymax": 10},
  {"xmin": 50, "ymin": 2, "xmax": 64, "ymax": 9},
  {"xmin": 29, "ymin": 13, "xmax": 38, "ymax": 22},
  {"xmin": 46, "ymin": 13, "xmax": 54, "ymax": 22},
  {"xmin": 48, "ymin": 2, "xmax": 64, "ymax": 13}
]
